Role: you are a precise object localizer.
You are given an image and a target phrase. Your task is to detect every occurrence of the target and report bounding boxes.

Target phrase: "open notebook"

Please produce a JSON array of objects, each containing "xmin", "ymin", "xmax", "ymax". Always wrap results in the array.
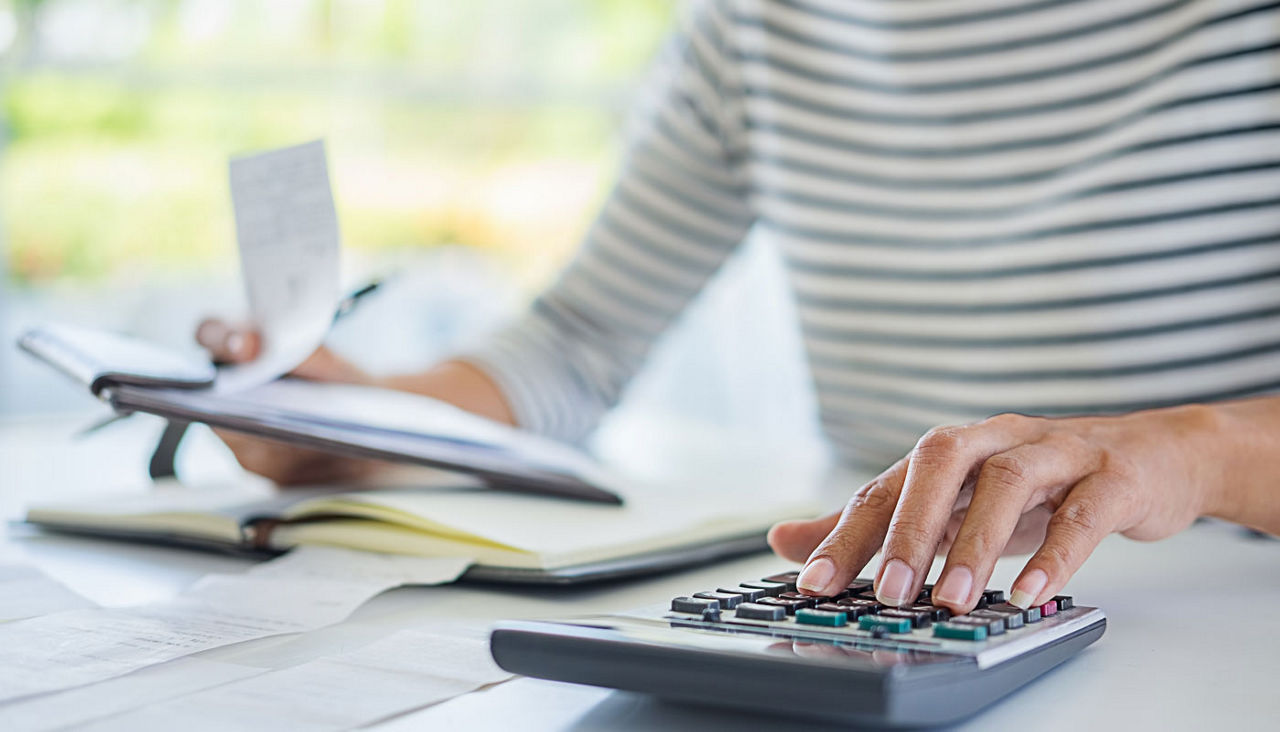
[
  {"xmin": 19, "ymin": 323, "xmax": 625, "ymax": 505},
  {"xmin": 24, "ymin": 473, "xmax": 821, "ymax": 584}
]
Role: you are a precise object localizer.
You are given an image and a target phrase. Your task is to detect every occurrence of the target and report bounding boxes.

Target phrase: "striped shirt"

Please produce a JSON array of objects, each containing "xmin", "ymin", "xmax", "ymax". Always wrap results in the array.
[{"xmin": 463, "ymin": 0, "xmax": 1280, "ymax": 472}]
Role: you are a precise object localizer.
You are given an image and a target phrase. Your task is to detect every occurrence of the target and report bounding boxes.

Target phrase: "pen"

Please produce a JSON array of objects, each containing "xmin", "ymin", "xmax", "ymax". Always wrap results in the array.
[{"xmin": 332, "ymin": 278, "xmax": 384, "ymax": 323}]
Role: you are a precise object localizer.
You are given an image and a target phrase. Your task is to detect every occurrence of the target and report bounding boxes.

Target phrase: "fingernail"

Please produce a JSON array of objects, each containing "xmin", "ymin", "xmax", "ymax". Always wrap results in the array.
[
  {"xmin": 797, "ymin": 557, "xmax": 836, "ymax": 594},
  {"xmin": 876, "ymin": 559, "xmax": 915, "ymax": 607},
  {"xmin": 933, "ymin": 566, "xmax": 973, "ymax": 607},
  {"xmin": 1009, "ymin": 568, "xmax": 1049, "ymax": 609},
  {"xmin": 226, "ymin": 332, "xmax": 245, "ymax": 356}
]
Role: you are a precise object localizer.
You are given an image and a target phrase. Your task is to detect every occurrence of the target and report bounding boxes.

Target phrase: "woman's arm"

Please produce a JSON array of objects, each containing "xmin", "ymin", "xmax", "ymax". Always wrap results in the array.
[
  {"xmin": 456, "ymin": 2, "xmax": 755, "ymax": 443},
  {"xmin": 199, "ymin": 2, "xmax": 756, "ymax": 481},
  {"xmin": 378, "ymin": 361, "xmax": 515, "ymax": 426},
  {"xmin": 1205, "ymin": 397, "xmax": 1280, "ymax": 533},
  {"xmin": 767, "ymin": 396, "xmax": 1280, "ymax": 616}
]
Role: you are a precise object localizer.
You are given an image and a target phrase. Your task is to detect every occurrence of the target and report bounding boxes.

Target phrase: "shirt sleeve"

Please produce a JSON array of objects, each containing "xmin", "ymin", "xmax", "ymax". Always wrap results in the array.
[{"xmin": 457, "ymin": 2, "xmax": 755, "ymax": 443}]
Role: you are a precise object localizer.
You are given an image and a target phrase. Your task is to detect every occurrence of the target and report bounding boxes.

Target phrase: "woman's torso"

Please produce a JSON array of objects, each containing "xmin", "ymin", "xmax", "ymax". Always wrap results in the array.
[{"xmin": 727, "ymin": 0, "xmax": 1280, "ymax": 469}]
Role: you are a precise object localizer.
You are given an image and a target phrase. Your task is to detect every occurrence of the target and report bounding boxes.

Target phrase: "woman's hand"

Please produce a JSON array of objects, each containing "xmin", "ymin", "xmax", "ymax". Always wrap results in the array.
[
  {"xmin": 196, "ymin": 319, "xmax": 369, "ymax": 384},
  {"xmin": 194, "ymin": 318, "xmax": 516, "ymax": 485},
  {"xmin": 767, "ymin": 405, "xmax": 1234, "ymax": 613},
  {"xmin": 196, "ymin": 318, "xmax": 383, "ymax": 485}
]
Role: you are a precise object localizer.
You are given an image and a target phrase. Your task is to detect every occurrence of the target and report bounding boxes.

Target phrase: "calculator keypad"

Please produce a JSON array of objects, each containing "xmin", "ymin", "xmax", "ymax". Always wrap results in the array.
[{"xmin": 669, "ymin": 574, "xmax": 1077, "ymax": 647}]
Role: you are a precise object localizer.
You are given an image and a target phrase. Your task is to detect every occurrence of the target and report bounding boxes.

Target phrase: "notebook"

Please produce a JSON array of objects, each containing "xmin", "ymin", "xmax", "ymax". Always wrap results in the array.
[
  {"xmin": 24, "ymin": 473, "xmax": 821, "ymax": 584},
  {"xmin": 19, "ymin": 323, "xmax": 623, "ymax": 504},
  {"xmin": 19, "ymin": 324, "xmax": 824, "ymax": 583},
  {"xmin": 105, "ymin": 378, "xmax": 625, "ymax": 504}
]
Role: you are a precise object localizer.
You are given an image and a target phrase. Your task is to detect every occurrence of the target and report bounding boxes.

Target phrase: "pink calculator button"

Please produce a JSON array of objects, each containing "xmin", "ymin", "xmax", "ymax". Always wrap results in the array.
[{"xmin": 1038, "ymin": 600, "xmax": 1058, "ymax": 617}]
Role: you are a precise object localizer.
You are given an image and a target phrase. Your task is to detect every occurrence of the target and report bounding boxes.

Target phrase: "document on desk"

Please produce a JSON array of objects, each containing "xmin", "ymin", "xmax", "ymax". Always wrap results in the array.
[
  {"xmin": 0, "ymin": 563, "xmax": 95, "ymax": 622},
  {"xmin": 0, "ymin": 547, "xmax": 470, "ymax": 704},
  {"xmin": 76, "ymin": 629, "xmax": 512, "ymax": 732},
  {"xmin": 216, "ymin": 139, "xmax": 341, "ymax": 393},
  {"xmin": 0, "ymin": 658, "xmax": 262, "ymax": 732}
]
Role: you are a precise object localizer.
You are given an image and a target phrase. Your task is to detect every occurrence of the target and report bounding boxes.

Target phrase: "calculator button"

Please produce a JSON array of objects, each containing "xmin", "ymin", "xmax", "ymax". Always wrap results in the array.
[
  {"xmin": 814, "ymin": 603, "xmax": 851, "ymax": 616},
  {"xmin": 951, "ymin": 615, "xmax": 1005, "ymax": 636},
  {"xmin": 694, "ymin": 591, "xmax": 742, "ymax": 609},
  {"xmin": 739, "ymin": 581, "xmax": 787, "ymax": 597},
  {"xmin": 736, "ymin": 602, "xmax": 786, "ymax": 621},
  {"xmin": 796, "ymin": 608, "xmax": 848, "ymax": 627},
  {"xmin": 720, "ymin": 586, "xmax": 765, "ymax": 603},
  {"xmin": 757, "ymin": 596, "xmax": 813, "ymax": 614},
  {"xmin": 671, "ymin": 596, "xmax": 719, "ymax": 614},
  {"xmin": 836, "ymin": 598, "xmax": 883, "ymax": 614},
  {"xmin": 859, "ymin": 615, "xmax": 913, "ymax": 634},
  {"xmin": 880, "ymin": 608, "xmax": 932, "ymax": 629},
  {"xmin": 782, "ymin": 590, "xmax": 842, "ymax": 604},
  {"xmin": 773, "ymin": 591, "xmax": 814, "ymax": 609},
  {"xmin": 1053, "ymin": 595, "xmax": 1074, "ymax": 611},
  {"xmin": 831, "ymin": 601, "xmax": 874, "ymax": 618},
  {"xmin": 982, "ymin": 589, "xmax": 1006, "ymax": 605},
  {"xmin": 970, "ymin": 608, "xmax": 1023, "ymax": 630},
  {"xmin": 990, "ymin": 603, "xmax": 1041, "ymax": 624},
  {"xmin": 846, "ymin": 579, "xmax": 874, "ymax": 594},
  {"xmin": 762, "ymin": 572, "xmax": 800, "ymax": 591},
  {"xmin": 934, "ymin": 622, "xmax": 988, "ymax": 641},
  {"xmin": 1039, "ymin": 600, "xmax": 1059, "ymax": 617},
  {"xmin": 908, "ymin": 604, "xmax": 951, "ymax": 622}
]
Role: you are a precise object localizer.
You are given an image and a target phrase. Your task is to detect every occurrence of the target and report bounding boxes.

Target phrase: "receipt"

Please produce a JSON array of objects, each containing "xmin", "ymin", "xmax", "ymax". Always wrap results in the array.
[
  {"xmin": 0, "ymin": 658, "xmax": 262, "ymax": 732},
  {"xmin": 0, "ymin": 548, "xmax": 470, "ymax": 703},
  {"xmin": 0, "ymin": 563, "xmax": 95, "ymax": 622},
  {"xmin": 77, "ymin": 630, "xmax": 512, "ymax": 732},
  {"xmin": 216, "ymin": 139, "xmax": 341, "ymax": 392}
]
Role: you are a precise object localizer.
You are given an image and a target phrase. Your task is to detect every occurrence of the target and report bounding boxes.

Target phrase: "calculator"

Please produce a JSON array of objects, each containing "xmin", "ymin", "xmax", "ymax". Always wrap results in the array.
[{"xmin": 490, "ymin": 570, "xmax": 1106, "ymax": 727}]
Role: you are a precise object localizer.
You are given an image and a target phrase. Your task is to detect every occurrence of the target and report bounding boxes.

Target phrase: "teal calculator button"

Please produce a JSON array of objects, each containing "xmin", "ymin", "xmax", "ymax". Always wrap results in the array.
[
  {"xmin": 796, "ymin": 608, "xmax": 848, "ymax": 627},
  {"xmin": 933, "ymin": 622, "xmax": 989, "ymax": 641},
  {"xmin": 859, "ymin": 614, "xmax": 912, "ymax": 634}
]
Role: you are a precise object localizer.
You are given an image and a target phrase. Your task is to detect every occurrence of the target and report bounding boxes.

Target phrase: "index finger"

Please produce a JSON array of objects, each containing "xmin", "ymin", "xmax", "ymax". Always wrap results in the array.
[
  {"xmin": 196, "ymin": 319, "xmax": 261, "ymax": 363},
  {"xmin": 875, "ymin": 415, "xmax": 1047, "ymax": 606},
  {"xmin": 792, "ymin": 460, "xmax": 908, "ymax": 596}
]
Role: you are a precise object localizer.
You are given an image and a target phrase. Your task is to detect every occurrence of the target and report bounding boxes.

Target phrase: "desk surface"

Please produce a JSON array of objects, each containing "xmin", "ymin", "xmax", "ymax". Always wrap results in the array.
[{"xmin": 2, "ymin": 413, "xmax": 1277, "ymax": 731}]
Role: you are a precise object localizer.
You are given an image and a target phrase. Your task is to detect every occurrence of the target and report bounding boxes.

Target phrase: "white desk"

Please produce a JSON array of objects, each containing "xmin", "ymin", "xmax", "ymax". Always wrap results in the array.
[{"xmin": 2, "ymin": 413, "xmax": 1277, "ymax": 731}]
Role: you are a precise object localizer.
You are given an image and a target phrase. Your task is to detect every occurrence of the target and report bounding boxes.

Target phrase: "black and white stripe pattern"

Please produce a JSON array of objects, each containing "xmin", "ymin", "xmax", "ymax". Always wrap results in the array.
[{"xmin": 464, "ymin": 0, "xmax": 1280, "ymax": 471}]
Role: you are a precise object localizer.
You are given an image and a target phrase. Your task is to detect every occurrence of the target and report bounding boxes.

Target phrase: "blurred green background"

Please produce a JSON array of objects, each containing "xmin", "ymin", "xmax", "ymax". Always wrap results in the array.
[
  {"xmin": 1, "ymin": 0, "xmax": 673, "ymax": 290},
  {"xmin": 0, "ymin": 0, "xmax": 821, "ymax": 453}
]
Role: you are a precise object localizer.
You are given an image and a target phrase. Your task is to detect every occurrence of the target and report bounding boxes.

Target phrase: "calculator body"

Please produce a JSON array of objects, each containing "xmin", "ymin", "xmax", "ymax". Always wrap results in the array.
[{"xmin": 490, "ymin": 578, "xmax": 1105, "ymax": 727}]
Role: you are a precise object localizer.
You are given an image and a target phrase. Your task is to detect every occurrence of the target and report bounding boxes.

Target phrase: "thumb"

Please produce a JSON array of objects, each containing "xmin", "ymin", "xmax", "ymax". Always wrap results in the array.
[
  {"xmin": 196, "ymin": 319, "xmax": 261, "ymax": 364},
  {"xmin": 767, "ymin": 511, "xmax": 841, "ymax": 563}
]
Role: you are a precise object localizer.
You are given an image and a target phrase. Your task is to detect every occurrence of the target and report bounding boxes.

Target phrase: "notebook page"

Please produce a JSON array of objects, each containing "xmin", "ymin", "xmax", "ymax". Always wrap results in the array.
[
  {"xmin": 298, "ymin": 471, "xmax": 821, "ymax": 566},
  {"xmin": 24, "ymin": 479, "xmax": 298, "ymax": 544}
]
